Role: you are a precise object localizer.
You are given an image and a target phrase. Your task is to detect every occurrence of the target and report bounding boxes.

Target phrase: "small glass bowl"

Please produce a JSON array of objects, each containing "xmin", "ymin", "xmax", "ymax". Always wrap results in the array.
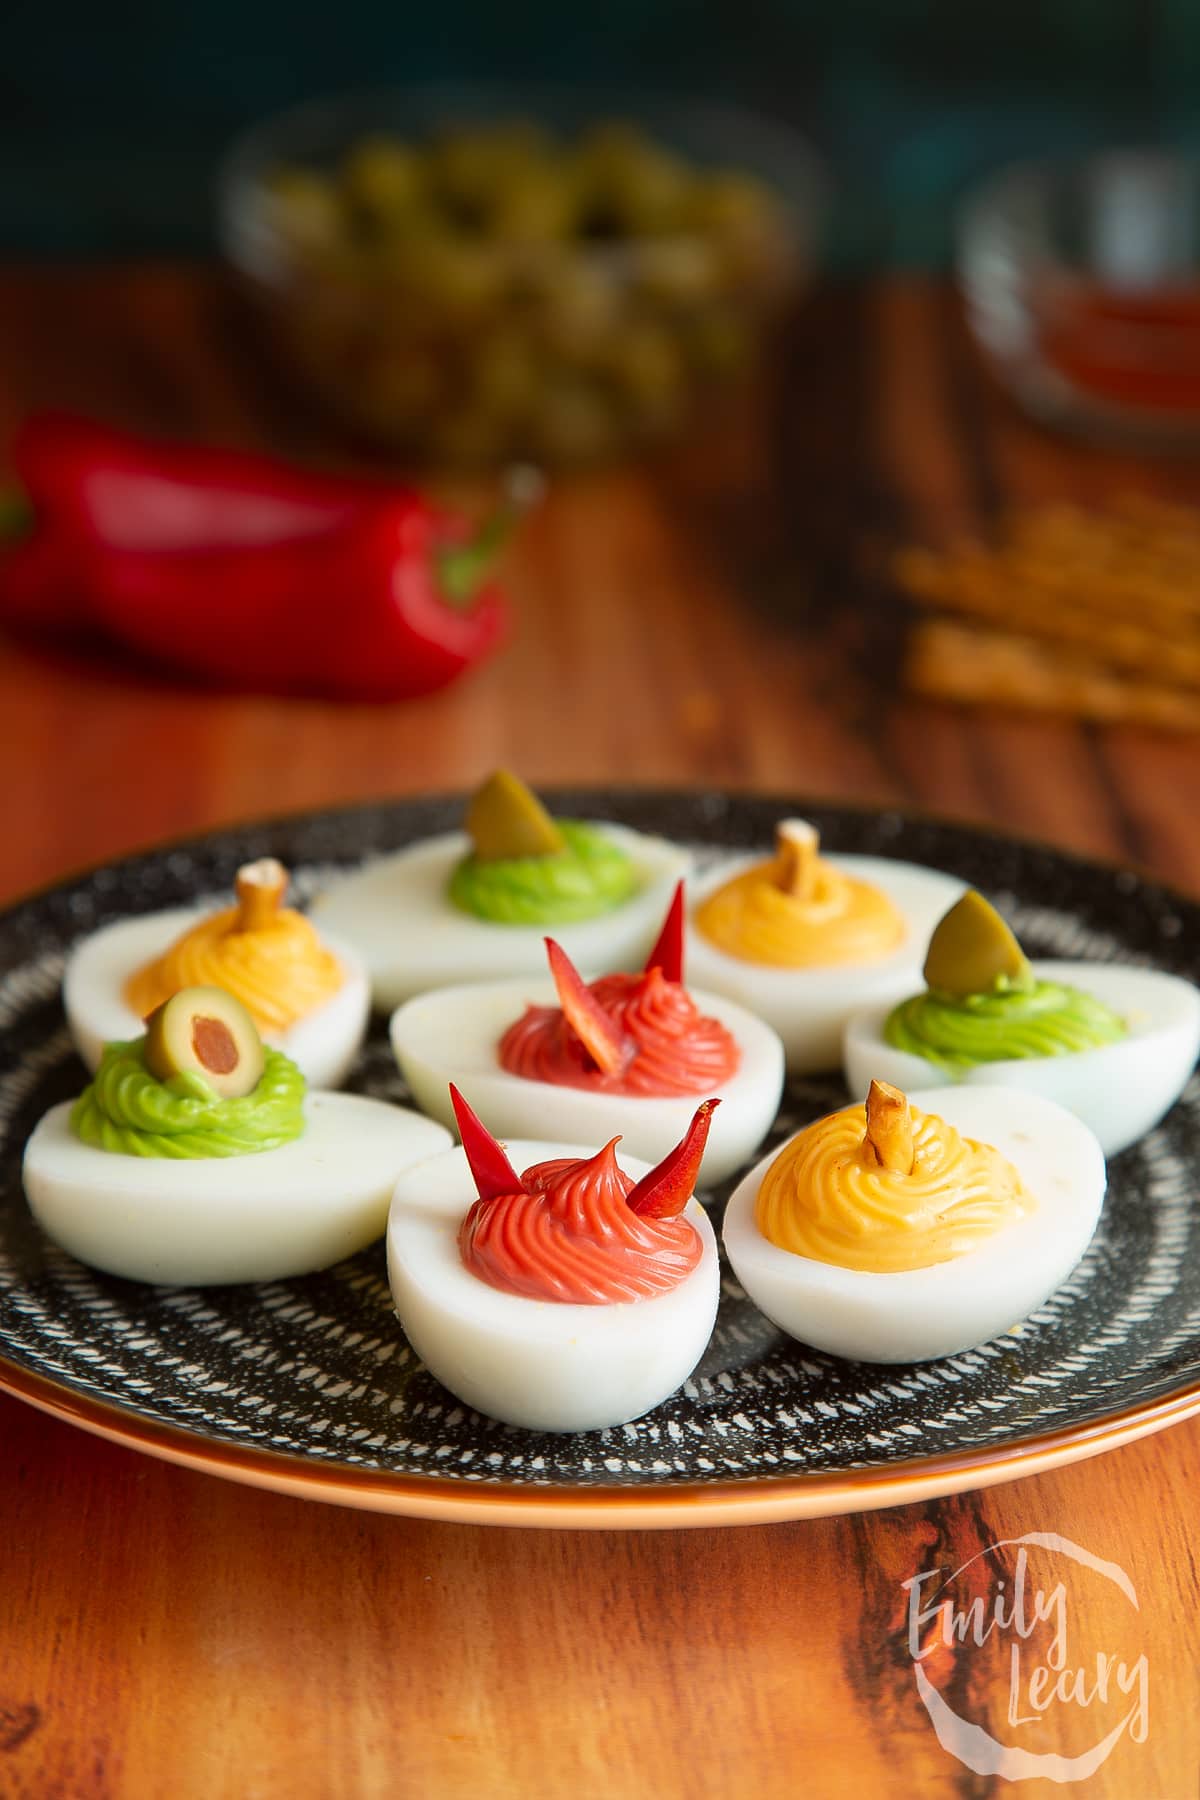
[
  {"xmin": 217, "ymin": 86, "xmax": 823, "ymax": 466},
  {"xmin": 960, "ymin": 151, "xmax": 1200, "ymax": 446}
]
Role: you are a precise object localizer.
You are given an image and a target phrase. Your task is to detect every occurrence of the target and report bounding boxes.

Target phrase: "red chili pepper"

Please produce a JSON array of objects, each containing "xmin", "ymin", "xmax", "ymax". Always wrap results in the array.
[
  {"xmin": 544, "ymin": 937, "xmax": 636, "ymax": 1077},
  {"xmin": 642, "ymin": 879, "xmax": 686, "ymax": 985},
  {"xmin": 625, "ymin": 1099, "xmax": 720, "ymax": 1219},
  {"xmin": 450, "ymin": 1084, "xmax": 528, "ymax": 1202},
  {"xmin": 0, "ymin": 413, "xmax": 516, "ymax": 701}
]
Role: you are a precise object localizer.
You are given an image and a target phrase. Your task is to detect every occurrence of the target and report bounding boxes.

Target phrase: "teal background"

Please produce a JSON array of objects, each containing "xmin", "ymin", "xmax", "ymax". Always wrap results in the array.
[{"xmin": 3, "ymin": 0, "xmax": 1193, "ymax": 265}]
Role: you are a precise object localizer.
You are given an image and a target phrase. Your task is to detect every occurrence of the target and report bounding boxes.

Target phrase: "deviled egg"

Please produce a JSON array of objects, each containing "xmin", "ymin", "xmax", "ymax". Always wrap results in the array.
[
  {"xmin": 723, "ymin": 1078, "xmax": 1106, "ymax": 1363},
  {"xmin": 390, "ymin": 883, "xmax": 784, "ymax": 1186},
  {"xmin": 843, "ymin": 890, "xmax": 1200, "ymax": 1156},
  {"xmin": 64, "ymin": 857, "xmax": 369, "ymax": 1089},
  {"xmin": 312, "ymin": 770, "xmax": 691, "ymax": 1010},
  {"xmin": 24, "ymin": 986, "xmax": 450, "ymax": 1285},
  {"xmin": 387, "ymin": 1087, "xmax": 720, "ymax": 1431},
  {"xmin": 686, "ymin": 819, "xmax": 963, "ymax": 1072}
]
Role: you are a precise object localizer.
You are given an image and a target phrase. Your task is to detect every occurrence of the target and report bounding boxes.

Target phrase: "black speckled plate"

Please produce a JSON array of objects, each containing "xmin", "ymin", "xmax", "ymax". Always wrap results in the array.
[{"xmin": 1, "ymin": 791, "xmax": 1198, "ymax": 1529}]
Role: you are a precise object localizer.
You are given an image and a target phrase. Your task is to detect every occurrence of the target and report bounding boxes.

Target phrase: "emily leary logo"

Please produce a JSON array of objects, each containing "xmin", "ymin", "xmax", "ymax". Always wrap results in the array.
[{"xmin": 901, "ymin": 1532, "xmax": 1149, "ymax": 1782}]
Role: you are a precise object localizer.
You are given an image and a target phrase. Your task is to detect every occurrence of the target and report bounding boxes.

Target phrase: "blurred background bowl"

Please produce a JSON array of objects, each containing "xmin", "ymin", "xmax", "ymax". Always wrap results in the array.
[
  {"xmin": 960, "ymin": 150, "xmax": 1200, "ymax": 446},
  {"xmin": 218, "ymin": 85, "xmax": 824, "ymax": 466}
]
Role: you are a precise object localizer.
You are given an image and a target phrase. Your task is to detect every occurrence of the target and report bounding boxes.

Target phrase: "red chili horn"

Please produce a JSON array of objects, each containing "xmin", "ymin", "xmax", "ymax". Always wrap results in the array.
[
  {"xmin": 643, "ymin": 878, "xmax": 685, "ymax": 985},
  {"xmin": 544, "ymin": 937, "xmax": 633, "ymax": 1077},
  {"xmin": 626, "ymin": 1099, "xmax": 720, "ymax": 1219},
  {"xmin": 449, "ymin": 1084, "xmax": 527, "ymax": 1202}
]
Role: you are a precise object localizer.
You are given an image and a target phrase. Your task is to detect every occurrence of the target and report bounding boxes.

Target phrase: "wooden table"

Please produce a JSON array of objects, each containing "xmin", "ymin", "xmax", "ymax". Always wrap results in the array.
[{"xmin": 1, "ymin": 267, "xmax": 1197, "ymax": 1798}]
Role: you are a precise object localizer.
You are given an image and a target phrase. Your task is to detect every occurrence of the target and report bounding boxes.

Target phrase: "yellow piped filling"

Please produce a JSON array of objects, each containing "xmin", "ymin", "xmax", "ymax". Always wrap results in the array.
[
  {"xmin": 695, "ymin": 856, "xmax": 905, "ymax": 968},
  {"xmin": 755, "ymin": 1101, "xmax": 1035, "ymax": 1273},
  {"xmin": 126, "ymin": 907, "xmax": 344, "ymax": 1035}
]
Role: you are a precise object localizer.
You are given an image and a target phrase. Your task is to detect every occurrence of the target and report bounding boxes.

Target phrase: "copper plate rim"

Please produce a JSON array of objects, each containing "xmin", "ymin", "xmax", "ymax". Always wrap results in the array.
[{"xmin": 3, "ymin": 1352, "xmax": 1199, "ymax": 1528}]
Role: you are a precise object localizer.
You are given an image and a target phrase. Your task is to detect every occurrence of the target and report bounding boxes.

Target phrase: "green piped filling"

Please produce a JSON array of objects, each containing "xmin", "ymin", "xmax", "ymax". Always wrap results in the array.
[
  {"xmin": 448, "ymin": 821, "xmax": 637, "ymax": 925},
  {"xmin": 883, "ymin": 977, "xmax": 1127, "ymax": 1072},
  {"xmin": 71, "ymin": 1041, "xmax": 306, "ymax": 1158}
]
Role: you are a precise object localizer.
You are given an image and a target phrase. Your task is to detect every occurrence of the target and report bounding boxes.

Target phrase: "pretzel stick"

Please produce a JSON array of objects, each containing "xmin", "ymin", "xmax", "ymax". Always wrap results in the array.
[{"xmin": 905, "ymin": 620, "xmax": 1200, "ymax": 732}]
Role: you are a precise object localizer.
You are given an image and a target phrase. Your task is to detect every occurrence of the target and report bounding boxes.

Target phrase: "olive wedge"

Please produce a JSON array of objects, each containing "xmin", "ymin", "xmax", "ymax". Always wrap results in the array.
[
  {"xmin": 923, "ymin": 890, "xmax": 1033, "ymax": 998},
  {"xmin": 144, "ymin": 986, "xmax": 266, "ymax": 1100},
  {"xmin": 464, "ymin": 769, "xmax": 566, "ymax": 861}
]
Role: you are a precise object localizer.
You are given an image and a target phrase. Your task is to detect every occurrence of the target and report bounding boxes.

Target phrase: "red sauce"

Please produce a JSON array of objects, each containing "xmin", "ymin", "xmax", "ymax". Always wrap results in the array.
[
  {"xmin": 458, "ymin": 1137, "xmax": 703, "ymax": 1304},
  {"xmin": 1039, "ymin": 283, "xmax": 1200, "ymax": 414},
  {"xmin": 498, "ymin": 968, "xmax": 740, "ymax": 1096}
]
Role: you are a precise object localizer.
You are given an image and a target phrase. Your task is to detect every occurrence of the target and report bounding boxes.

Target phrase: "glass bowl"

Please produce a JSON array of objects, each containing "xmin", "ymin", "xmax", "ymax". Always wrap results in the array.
[
  {"xmin": 960, "ymin": 150, "xmax": 1200, "ymax": 446},
  {"xmin": 217, "ymin": 86, "xmax": 823, "ymax": 466}
]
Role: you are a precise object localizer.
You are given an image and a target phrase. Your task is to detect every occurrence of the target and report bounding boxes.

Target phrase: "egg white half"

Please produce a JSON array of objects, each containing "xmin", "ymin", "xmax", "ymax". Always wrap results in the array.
[
  {"xmin": 387, "ymin": 1139, "xmax": 720, "ymax": 1431},
  {"xmin": 685, "ymin": 853, "xmax": 964, "ymax": 1073},
  {"xmin": 23, "ymin": 1094, "xmax": 451, "ymax": 1286},
  {"xmin": 723, "ymin": 1086, "xmax": 1106, "ymax": 1364},
  {"xmin": 844, "ymin": 961, "xmax": 1200, "ymax": 1157},
  {"xmin": 62, "ymin": 909, "xmax": 370, "ymax": 1090},
  {"xmin": 389, "ymin": 977, "xmax": 784, "ymax": 1188},
  {"xmin": 310, "ymin": 825, "xmax": 692, "ymax": 1011}
]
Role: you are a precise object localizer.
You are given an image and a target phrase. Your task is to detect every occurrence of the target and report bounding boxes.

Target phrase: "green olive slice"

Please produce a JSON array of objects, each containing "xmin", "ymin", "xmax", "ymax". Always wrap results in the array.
[{"xmin": 143, "ymin": 986, "xmax": 266, "ymax": 1100}]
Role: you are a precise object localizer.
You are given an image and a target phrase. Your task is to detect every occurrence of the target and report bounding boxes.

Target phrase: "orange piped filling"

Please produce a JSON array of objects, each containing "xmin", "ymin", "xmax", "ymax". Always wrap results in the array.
[
  {"xmin": 126, "ymin": 906, "xmax": 343, "ymax": 1035},
  {"xmin": 695, "ymin": 855, "xmax": 904, "ymax": 968},
  {"xmin": 756, "ymin": 1101, "xmax": 1035, "ymax": 1273}
]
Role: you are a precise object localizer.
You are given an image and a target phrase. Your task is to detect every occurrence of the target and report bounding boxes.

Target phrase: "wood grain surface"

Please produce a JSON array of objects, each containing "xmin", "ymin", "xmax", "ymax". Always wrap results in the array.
[{"xmin": 0, "ymin": 266, "xmax": 1197, "ymax": 1799}]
